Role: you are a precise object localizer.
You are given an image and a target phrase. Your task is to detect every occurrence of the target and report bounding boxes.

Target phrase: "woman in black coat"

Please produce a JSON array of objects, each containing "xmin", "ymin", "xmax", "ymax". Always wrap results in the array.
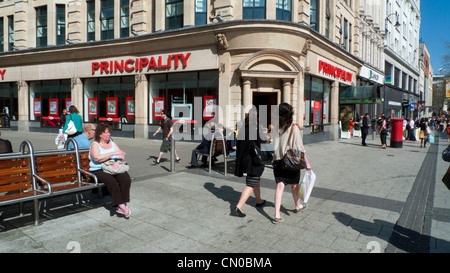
[{"xmin": 233, "ymin": 111, "xmax": 266, "ymax": 217}]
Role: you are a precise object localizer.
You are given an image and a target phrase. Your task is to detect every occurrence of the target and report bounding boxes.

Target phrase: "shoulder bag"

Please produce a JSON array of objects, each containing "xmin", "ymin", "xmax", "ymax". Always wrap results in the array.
[
  {"xmin": 281, "ymin": 124, "xmax": 307, "ymax": 171},
  {"xmin": 64, "ymin": 115, "xmax": 77, "ymax": 135},
  {"xmin": 101, "ymin": 159, "xmax": 129, "ymax": 175},
  {"xmin": 250, "ymin": 141, "xmax": 262, "ymax": 166}
]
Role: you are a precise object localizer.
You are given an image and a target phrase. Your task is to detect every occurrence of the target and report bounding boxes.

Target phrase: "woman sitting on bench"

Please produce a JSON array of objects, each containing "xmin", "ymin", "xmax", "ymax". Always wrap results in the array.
[{"xmin": 89, "ymin": 123, "xmax": 132, "ymax": 218}]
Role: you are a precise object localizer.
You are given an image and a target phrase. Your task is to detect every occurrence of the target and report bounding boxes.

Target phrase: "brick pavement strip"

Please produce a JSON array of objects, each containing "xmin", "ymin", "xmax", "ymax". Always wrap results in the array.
[{"xmin": 0, "ymin": 130, "xmax": 449, "ymax": 253}]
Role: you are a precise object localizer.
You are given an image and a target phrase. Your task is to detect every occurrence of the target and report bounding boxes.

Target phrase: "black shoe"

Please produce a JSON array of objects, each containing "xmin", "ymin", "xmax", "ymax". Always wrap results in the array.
[
  {"xmin": 186, "ymin": 165, "xmax": 198, "ymax": 169},
  {"xmin": 153, "ymin": 160, "xmax": 160, "ymax": 164},
  {"xmin": 255, "ymin": 200, "xmax": 266, "ymax": 207},
  {"xmin": 234, "ymin": 207, "xmax": 246, "ymax": 217},
  {"xmin": 176, "ymin": 158, "xmax": 181, "ymax": 162}
]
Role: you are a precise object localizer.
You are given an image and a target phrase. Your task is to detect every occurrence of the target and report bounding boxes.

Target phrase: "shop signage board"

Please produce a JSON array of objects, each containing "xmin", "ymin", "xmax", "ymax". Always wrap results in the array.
[{"xmin": 316, "ymin": 57, "xmax": 353, "ymax": 83}]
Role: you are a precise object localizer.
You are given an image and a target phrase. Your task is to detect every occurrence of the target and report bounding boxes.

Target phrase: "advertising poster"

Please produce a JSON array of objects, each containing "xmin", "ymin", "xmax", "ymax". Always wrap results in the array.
[
  {"xmin": 126, "ymin": 97, "xmax": 135, "ymax": 118},
  {"xmin": 203, "ymin": 96, "xmax": 217, "ymax": 120},
  {"xmin": 313, "ymin": 101, "xmax": 321, "ymax": 125},
  {"xmin": 49, "ymin": 98, "xmax": 58, "ymax": 116},
  {"xmin": 106, "ymin": 97, "xmax": 118, "ymax": 118},
  {"xmin": 65, "ymin": 98, "xmax": 72, "ymax": 111},
  {"xmin": 153, "ymin": 97, "xmax": 165, "ymax": 120},
  {"xmin": 88, "ymin": 98, "xmax": 98, "ymax": 117},
  {"xmin": 34, "ymin": 99, "xmax": 41, "ymax": 116}
]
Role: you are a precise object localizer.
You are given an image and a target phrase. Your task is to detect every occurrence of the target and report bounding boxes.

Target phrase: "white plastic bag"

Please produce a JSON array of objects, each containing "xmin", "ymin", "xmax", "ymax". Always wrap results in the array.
[
  {"xmin": 299, "ymin": 169, "xmax": 316, "ymax": 204},
  {"xmin": 55, "ymin": 129, "xmax": 67, "ymax": 150}
]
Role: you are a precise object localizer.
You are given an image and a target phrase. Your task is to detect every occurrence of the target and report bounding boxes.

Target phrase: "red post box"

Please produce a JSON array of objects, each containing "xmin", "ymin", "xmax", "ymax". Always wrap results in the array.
[{"xmin": 390, "ymin": 118, "xmax": 403, "ymax": 148}]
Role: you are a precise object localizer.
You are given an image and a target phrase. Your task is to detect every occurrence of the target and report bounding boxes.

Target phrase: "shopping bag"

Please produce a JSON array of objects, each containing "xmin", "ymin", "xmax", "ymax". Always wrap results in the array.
[
  {"xmin": 55, "ymin": 129, "xmax": 67, "ymax": 150},
  {"xmin": 428, "ymin": 134, "xmax": 435, "ymax": 144},
  {"xmin": 299, "ymin": 169, "xmax": 316, "ymax": 204}
]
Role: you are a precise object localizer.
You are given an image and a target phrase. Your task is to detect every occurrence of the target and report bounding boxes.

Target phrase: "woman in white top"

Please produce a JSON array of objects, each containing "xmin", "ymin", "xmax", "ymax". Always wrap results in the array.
[
  {"xmin": 272, "ymin": 103, "xmax": 311, "ymax": 224},
  {"xmin": 90, "ymin": 123, "xmax": 132, "ymax": 218}
]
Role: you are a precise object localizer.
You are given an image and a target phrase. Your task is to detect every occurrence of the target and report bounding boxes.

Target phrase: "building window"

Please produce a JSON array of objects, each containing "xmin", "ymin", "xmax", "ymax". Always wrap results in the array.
[
  {"xmin": 195, "ymin": 0, "xmax": 207, "ymax": 25},
  {"xmin": 0, "ymin": 18, "xmax": 3, "ymax": 52},
  {"xmin": 101, "ymin": 0, "xmax": 114, "ymax": 40},
  {"xmin": 276, "ymin": 0, "xmax": 291, "ymax": 21},
  {"xmin": 304, "ymin": 75, "xmax": 331, "ymax": 132},
  {"xmin": 7, "ymin": 16, "xmax": 13, "ymax": 51},
  {"xmin": 87, "ymin": 1, "xmax": 95, "ymax": 41},
  {"xmin": 166, "ymin": 0, "xmax": 184, "ymax": 30},
  {"xmin": 29, "ymin": 80, "xmax": 71, "ymax": 127},
  {"xmin": 56, "ymin": 5, "xmax": 65, "ymax": 45},
  {"xmin": 84, "ymin": 76, "xmax": 135, "ymax": 128},
  {"xmin": 325, "ymin": 0, "xmax": 331, "ymax": 38},
  {"xmin": 36, "ymin": 6, "xmax": 48, "ymax": 48},
  {"xmin": 343, "ymin": 18, "xmax": 348, "ymax": 50},
  {"xmin": 0, "ymin": 82, "xmax": 18, "ymax": 128},
  {"xmin": 243, "ymin": 0, "xmax": 266, "ymax": 19},
  {"xmin": 149, "ymin": 71, "xmax": 218, "ymax": 133},
  {"xmin": 120, "ymin": 0, "xmax": 129, "ymax": 38},
  {"xmin": 310, "ymin": 0, "xmax": 319, "ymax": 31}
]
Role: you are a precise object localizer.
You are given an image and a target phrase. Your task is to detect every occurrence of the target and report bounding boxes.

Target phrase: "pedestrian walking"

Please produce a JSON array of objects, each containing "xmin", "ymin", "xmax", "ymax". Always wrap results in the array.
[
  {"xmin": 152, "ymin": 109, "xmax": 180, "ymax": 164},
  {"xmin": 446, "ymin": 121, "xmax": 450, "ymax": 142},
  {"xmin": 378, "ymin": 114, "xmax": 387, "ymax": 149},
  {"xmin": 361, "ymin": 113, "xmax": 371, "ymax": 146},
  {"xmin": 419, "ymin": 118, "xmax": 429, "ymax": 148},
  {"xmin": 271, "ymin": 103, "xmax": 311, "ymax": 224},
  {"xmin": 63, "ymin": 105, "xmax": 83, "ymax": 138},
  {"xmin": 233, "ymin": 110, "xmax": 266, "ymax": 217}
]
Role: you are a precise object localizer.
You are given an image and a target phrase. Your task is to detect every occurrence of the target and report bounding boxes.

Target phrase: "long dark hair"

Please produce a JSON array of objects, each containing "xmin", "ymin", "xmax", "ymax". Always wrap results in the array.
[{"xmin": 278, "ymin": 103, "xmax": 294, "ymax": 133}]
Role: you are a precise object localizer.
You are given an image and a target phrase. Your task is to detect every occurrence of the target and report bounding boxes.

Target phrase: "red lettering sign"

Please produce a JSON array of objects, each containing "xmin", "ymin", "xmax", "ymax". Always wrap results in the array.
[
  {"xmin": 0, "ymin": 70, "xmax": 6, "ymax": 80},
  {"xmin": 91, "ymin": 53, "xmax": 191, "ymax": 75},
  {"xmin": 318, "ymin": 60, "xmax": 352, "ymax": 82}
]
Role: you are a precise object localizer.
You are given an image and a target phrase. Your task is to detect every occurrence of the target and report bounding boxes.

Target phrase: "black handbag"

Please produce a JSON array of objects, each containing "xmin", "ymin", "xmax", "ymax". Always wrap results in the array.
[
  {"xmin": 250, "ymin": 142, "xmax": 262, "ymax": 166},
  {"xmin": 442, "ymin": 166, "xmax": 450, "ymax": 190},
  {"xmin": 281, "ymin": 124, "xmax": 307, "ymax": 171},
  {"xmin": 442, "ymin": 145, "xmax": 450, "ymax": 162}
]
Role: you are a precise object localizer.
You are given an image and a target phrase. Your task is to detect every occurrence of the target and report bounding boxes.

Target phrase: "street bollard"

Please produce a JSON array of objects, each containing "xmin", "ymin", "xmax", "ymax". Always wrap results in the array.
[{"xmin": 170, "ymin": 138, "xmax": 175, "ymax": 172}]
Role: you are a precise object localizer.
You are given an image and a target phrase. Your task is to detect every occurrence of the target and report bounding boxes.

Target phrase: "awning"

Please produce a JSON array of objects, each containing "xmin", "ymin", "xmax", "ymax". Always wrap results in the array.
[{"xmin": 340, "ymin": 83, "xmax": 381, "ymax": 104}]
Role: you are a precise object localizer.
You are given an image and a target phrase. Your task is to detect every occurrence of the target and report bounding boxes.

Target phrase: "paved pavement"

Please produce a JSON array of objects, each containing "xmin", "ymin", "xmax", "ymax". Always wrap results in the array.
[{"xmin": 0, "ymin": 129, "xmax": 449, "ymax": 254}]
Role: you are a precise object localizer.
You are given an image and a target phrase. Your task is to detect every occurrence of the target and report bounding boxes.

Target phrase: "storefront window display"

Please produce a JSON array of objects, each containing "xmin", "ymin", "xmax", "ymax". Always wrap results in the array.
[
  {"xmin": 29, "ymin": 80, "xmax": 71, "ymax": 128},
  {"xmin": 0, "ymin": 82, "xmax": 18, "ymax": 128},
  {"xmin": 149, "ymin": 70, "xmax": 218, "ymax": 134},
  {"xmin": 304, "ymin": 75, "xmax": 331, "ymax": 132},
  {"xmin": 84, "ymin": 76, "xmax": 135, "ymax": 130}
]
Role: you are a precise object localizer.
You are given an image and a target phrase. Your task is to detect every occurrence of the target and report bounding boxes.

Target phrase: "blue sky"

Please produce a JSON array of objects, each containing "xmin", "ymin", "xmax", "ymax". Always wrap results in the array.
[{"xmin": 419, "ymin": 0, "xmax": 450, "ymax": 74}]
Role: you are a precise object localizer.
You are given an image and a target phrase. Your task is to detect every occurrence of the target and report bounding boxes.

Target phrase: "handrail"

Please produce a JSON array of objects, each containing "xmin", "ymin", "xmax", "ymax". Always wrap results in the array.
[{"xmin": 65, "ymin": 138, "xmax": 82, "ymax": 182}]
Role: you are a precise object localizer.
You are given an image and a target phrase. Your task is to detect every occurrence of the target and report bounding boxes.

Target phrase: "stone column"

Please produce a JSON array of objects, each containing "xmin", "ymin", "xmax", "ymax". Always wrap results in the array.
[
  {"xmin": 17, "ymin": 81, "xmax": 29, "ymax": 132},
  {"xmin": 282, "ymin": 79, "xmax": 291, "ymax": 104},
  {"xmin": 134, "ymin": 74, "xmax": 148, "ymax": 138},
  {"xmin": 71, "ymin": 78, "xmax": 83, "ymax": 116},
  {"xmin": 242, "ymin": 78, "xmax": 252, "ymax": 113},
  {"xmin": 329, "ymin": 80, "xmax": 340, "ymax": 140}
]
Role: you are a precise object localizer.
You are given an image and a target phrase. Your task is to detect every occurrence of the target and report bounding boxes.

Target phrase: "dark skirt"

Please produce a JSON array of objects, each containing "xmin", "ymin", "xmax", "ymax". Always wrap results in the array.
[
  {"xmin": 273, "ymin": 160, "xmax": 301, "ymax": 185},
  {"xmin": 246, "ymin": 175, "xmax": 260, "ymax": 187}
]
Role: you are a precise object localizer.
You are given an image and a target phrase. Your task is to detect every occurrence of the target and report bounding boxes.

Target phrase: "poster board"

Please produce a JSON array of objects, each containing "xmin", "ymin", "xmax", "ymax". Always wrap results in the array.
[
  {"xmin": 126, "ymin": 97, "xmax": 135, "ymax": 118},
  {"xmin": 153, "ymin": 97, "xmax": 165, "ymax": 120},
  {"xmin": 106, "ymin": 97, "xmax": 118, "ymax": 118},
  {"xmin": 88, "ymin": 98, "xmax": 98, "ymax": 117},
  {"xmin": 34, "ymin": 99, "xmax": 41, "ymax": 117},
  {"xmin": 49, "ymin": 98, "xmax": 59, "ymax": 116},
  {"xmin": 203, "ymin": 96, "xmax": 217, "ymax": 120}
]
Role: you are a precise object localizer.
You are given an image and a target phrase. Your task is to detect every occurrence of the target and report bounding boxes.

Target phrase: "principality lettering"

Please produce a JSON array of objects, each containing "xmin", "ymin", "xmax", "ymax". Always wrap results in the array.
[
  {"xmin": 318, "ymin": 60, "xmax": 352, "ymax": 82},
  {"xmin": 0, "ymin": 69, "xmax": 5, "ymax": 80},
  {"xmin": 91, "ymin": 53, "xmax": 191, "ymax": 75}
]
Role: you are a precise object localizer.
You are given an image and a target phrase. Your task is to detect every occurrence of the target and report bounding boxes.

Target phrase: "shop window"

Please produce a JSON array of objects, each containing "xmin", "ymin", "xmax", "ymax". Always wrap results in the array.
[
  {"xmin": 243, "ymin": 0, "xmax": 266, "ymax": 19},
  {"xmin": 0, "ymin": 82, "xmax": 18, "ymax": 128},
  {"xmin": 276, "ymin": 0, "xmax": 291, "ymax": 21},
  {"xmin": 84, "ymin": 76, "xmax": 135, "ymax": 130},
  {"xmin": 166, "ymin": 0, "xmax": 184, "ymax": 30},
  {"xmin": 0, "ymin": 17, "xmax": 4, "ymax": 52},
  {"xmin": 7, "ymin": 16, "xmax": 13, "ymax": 51},
  {"xmin": 310, "ymin": 0, "xmax": 319, "ymax": 31},
  {"xmin": 149, "ymin": 70, "xmax": 218, "ymax": 134},
  {"xmin": 29, "ymin": 80, "xmax": 71, "ymax": 128},
  {"xmin": 304, "ymin": 75, "xmax": 331, "ymax": 132}
]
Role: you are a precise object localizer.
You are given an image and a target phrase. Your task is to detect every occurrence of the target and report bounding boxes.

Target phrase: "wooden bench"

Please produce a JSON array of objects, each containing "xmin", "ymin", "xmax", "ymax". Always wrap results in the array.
[
  {"xmin": 0, "ymin": 139, "xmax": 100, "ymax": 225},
  {"xmin": 0, "ymin": 140, "xmax": 52, "ymax": 225}
]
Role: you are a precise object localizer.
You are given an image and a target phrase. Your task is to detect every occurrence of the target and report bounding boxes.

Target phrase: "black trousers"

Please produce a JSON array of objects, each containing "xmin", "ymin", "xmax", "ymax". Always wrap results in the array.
[
  {"xmin": 362, "ymin": 130, "xmax": 368, "ymax": 145},
  {"xmin": 92, "ymin": 170, "xmax": 131, "ymax": 207}
]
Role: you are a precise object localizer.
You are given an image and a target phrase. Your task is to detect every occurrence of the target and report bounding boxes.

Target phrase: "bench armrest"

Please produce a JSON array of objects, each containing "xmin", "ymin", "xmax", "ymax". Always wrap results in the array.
[
  {"xmin": 78, "ymin": 168, "xmax": 98, "ymax": 185},
  {"xmin": 32, "ymin": 174, "xmax": 53, "ymax": 194}
]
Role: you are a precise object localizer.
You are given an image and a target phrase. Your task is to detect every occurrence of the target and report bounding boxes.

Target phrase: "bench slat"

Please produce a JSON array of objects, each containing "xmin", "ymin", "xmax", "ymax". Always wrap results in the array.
[
  {"xmin": 36, "ymin": 162, "xmax": 76, "ymax": 172},
  {"xmin": 0, "ymin": 181, "xmax": 31, "ymax": 193}
]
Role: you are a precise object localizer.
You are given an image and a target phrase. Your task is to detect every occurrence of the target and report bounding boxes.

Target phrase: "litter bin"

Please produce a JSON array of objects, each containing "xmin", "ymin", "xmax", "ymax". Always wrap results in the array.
[{"xmin": 390, "ymin": 118, "xmax": 403, "ymax": 148}]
